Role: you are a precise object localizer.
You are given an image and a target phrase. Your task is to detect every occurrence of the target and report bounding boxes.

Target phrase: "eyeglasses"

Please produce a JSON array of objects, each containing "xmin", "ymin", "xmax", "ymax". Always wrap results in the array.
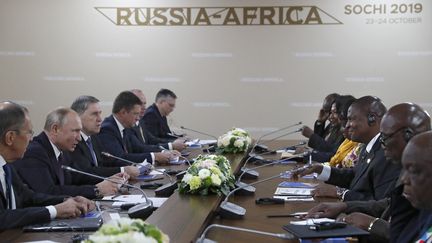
[{"xmin": 380, "ymin": 127, "xmax": 407, "ymax": 147}]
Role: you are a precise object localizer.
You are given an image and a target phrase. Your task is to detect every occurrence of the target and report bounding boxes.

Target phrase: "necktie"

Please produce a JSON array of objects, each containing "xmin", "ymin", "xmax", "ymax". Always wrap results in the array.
[
  {"xmin": 57, "ymin": 153, "xmax": 65, "ymax": 185},
  {"xmin": 122, "ymin": 129, "xmax": 128, "ymax": 153},
  {"xmin": 3, "ymin": 164, "xmax": 12, "ymax": 209},
  {"xmin": 86, "ymin": 137, "xmax": 98, "ymax": 166}
]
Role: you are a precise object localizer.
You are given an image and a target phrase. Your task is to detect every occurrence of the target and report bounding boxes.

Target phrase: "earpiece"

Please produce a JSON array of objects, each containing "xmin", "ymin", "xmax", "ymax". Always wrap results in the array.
[
  {"xmin": 404, "ymin": 127, "xmax": 414, "ymax": 142},
  {"xmin": 367, "ymin": 113, "xmax": 376, "ymax": 126}
]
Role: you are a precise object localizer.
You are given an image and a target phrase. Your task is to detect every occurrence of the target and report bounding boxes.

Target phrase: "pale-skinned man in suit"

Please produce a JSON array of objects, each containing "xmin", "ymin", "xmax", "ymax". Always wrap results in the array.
[
  {"xmin": 69, "ymin": 95, "xmax": 140, "ymax": 181},
  {"xmin": 13, "ymin": 108, "xmax": 122, "ymax": 199},
  {"xmin": 97, "ymin": 91, "xmax": 179, "ymax": 166},
  {"xmin": 131, "ymin": 89, "xmax": 186, "ymax": 151},
  {"xmin": 0, "ymin": 101, "xmax": 94, "ymax": 231}
]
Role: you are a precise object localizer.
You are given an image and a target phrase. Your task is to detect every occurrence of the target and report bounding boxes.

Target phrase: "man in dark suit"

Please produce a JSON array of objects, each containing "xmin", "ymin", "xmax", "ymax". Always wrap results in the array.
[
  {"xmin": 303, "ymin": 102, "xmax": 431, "ymax": 242},
  {"xmin": 131, "ymin": 89, "xmax": 186, "ymax": 151},
  {"xmin": 141, "ymin": 88, "xmax": 182, "ymax": 144},
  {"xmin": 0, "ymin": 101, "xmax": 93, "ymax": 231},
  {"xmin": 13, "ymin": 108, "xmax": 121, "ymax": 199},
  {"xmin": 97, "ymin": 91, "xmax": 178, "ymax": 165},
  {"xmin": 398, "ymin": 131, "xmax": 432, "ymax": 242},
  {"xmin": 295, "ymin": 96, "xmax": 401, "ymax": 201},
  {"xmin": 69, "ymin": 95, "xmax": 140, "ymax": 182}
]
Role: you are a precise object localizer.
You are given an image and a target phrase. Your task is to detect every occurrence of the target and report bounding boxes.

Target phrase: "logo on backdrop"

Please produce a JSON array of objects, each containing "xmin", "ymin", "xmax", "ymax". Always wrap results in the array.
[{"xmin": 95, "ymin": 6, "xmax": 343, "ymax": 26}]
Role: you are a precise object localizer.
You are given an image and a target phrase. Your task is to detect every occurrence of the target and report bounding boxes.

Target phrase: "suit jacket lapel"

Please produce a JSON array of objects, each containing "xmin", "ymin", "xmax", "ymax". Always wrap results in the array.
[
  {"xmin": 350, "ymin": 138, "xmax": 380, "ymax": 187},
  {"xmin": 37, "ymin": 132, "xmax": 64, "ymax": 185}
]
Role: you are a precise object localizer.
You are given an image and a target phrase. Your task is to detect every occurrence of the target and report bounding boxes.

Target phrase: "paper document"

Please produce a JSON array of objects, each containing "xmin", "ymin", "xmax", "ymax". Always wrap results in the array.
[
  {"xmin": 273, "ymin": 196, "xmax": 314, "ymax": 202},
  {"xmin": 275, "ymin": 187, "xmax": 314, "ymax": 196},
  {"xmin": 106, "ymin": 195, "xmax": 168, "ymax": 208},
  {"xmin": 290, "ymin": 218, "xmax": 334, "ymax": 225}
]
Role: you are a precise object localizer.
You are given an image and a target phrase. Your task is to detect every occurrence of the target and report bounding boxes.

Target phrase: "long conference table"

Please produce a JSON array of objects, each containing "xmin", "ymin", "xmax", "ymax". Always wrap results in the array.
[{"xmin": 0, "ymin": 140, "xmax": 339, "ymax": 243}]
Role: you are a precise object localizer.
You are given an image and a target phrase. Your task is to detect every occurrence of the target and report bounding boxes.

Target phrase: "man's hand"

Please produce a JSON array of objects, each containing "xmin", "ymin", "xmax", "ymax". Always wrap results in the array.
[
  {"xmin": 303, "ymin": 202, "xmax": 347, "ymax": 219},
  {"xmin": 311, "ymin": 185, "xmax": 338, "ymax": 198},
  {"xmin": 96, "ymin": 179, "xmax": 119, "ymax": 196},
  {"xmin": 172, "ymin": 139, "xmax": 187, "ymax": 151},
  {"xmin": 154, "ymin": 151, "xmax": 171, "ymax": 165},
  {"xmin": 291, "ymin": 164, "xmax": 323, "ymax": 180},
  {"xmin": 72, "ymin": 196, "xmax": 95, "ymax": 212},
  {"xmin": 341, "ymin": 212, "xmax": 376, "ymax": 230},
  {"xmin": 124, "ymin": 166, "xmax": 140, "ymax": 178},
  {"xmin": 55, "ymin": 198, "xmax": 84, "ymax": 218},
  {"xmin": 301, "ymin": 126, "xmax": 314, "ymax": 138}
]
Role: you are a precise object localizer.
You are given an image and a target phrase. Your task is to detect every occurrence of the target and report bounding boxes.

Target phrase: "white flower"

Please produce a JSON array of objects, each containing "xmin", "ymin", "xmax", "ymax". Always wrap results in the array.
[
  {"xmin": 200, "ymin": 159, "xmax": 216, "ymax": 168},
  {"xmin": 246, "ymin": 136, "xmax": 252, "ymax": 145},
  {"xmin": 211, "ymin": 174, "xmax": 222, "ymax": 186},
  {"xmin": 221, "ymin": 135, "xmax": 231, "ymax": 147},
  {"xmin": 198, "ymin": 169, "xmax": 211, "ymax": 179},
  {"xmin": 88, "ymin": 231, "xmax": 158, "ymax": 243},
  {"xmin": 182, "ymin": 173, "xmax": 193, "ymax": 183},
  {"xmin": 234, "ymin": 138, "xmax": 244, "ymax": 148}
]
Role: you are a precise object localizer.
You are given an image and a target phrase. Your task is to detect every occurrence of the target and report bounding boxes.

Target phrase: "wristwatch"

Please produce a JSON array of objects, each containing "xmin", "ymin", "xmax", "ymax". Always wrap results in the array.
[{"xmin": 336, "ymin": 187, "xmax": 347, "ymax": 199}]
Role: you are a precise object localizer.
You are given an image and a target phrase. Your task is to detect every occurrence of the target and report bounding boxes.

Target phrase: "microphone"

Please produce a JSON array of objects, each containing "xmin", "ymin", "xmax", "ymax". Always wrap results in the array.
[
  {"xmin": 196, "ymin": 224, "xmax": 294, "ymax": 243},
  {"xmin": 235, "ymin": 154, "xmax": 305, "ymax": 195},
  {"xmin": 252, "ymin": 121, "xmax": 302, "ymax": 153},
  {"xmin": 61, "ymin": 165, "xmax": 153, "ymax": 219},
  {"xmin": 240, "ymin": 128, "xmax": 302, "ymax": 180},
  {"xmin": 180, "ymin": 126, "xmax": 218, "ymax": 140},
  {"xmin": 102, "ymin": 152, "xmax": 178, "ymax": 197},
  {"xmin": 219, "ymin": 172, "xmax": 287, "ymax": 219}
]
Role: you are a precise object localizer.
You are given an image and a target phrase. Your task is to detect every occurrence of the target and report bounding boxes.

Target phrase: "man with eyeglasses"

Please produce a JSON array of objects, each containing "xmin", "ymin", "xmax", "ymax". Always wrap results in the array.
[
  {"xmin": 301, "ymin": 103, "xmax": 430, "ymax": 242},
  {"xmin": 141, "ymin": 88, "xmax": 183, "ymax": 143},
  {"xmin": 0, "ymin": 102, "xmax": 94, "ymax": 230},
  {"xmin": 293, "ymin": 96, "xmax": 401, "ymax": 202},
  {"xmin": 97, "ymin": 91, "xmax": 177, "ymax": 166}
]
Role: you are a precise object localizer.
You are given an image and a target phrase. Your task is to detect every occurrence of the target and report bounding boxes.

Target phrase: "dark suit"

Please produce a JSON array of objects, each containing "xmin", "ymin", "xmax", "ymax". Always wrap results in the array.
[
  {"xmin": 12, "ymin": 132, "xmax": 96, "ymax": 199},
  {"xmin": 309, "ymin": 125, "xmax": 345, "ymax": 162},
  {"xmin": 67, "ymin": 135, "xmax": 122, "ymax": 184},
  {"xmin": 141, "ymin": 103, "xmax": 177, "ymax": 143},
  {"xmin": 313, "ymin": 120, "xmax": 330, "ymax": 138},
  {"xmin": 0, "ymin": 163, "xmax": 65, "ymax": 231},
  {"xmin": 345, "ymin": 177, "xmax": 418, "ymax": 243},
  {"xmin": 131, "ymin": 124, "xmax": 170, "ymax": 150},
  {"xmin": 97, "ymin": 115, "xmax": 160, "ymax": 164},
  {"xmin": 326, "ymin": 136, "xmax": 401, "ymax": 201}
]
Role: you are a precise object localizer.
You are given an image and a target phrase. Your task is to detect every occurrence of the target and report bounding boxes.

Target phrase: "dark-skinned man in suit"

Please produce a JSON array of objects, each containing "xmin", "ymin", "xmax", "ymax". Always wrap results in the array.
[
  {"xmin": 293, "ymin": 96, "xmax": 401, "ymax": 202},
  {"xmin": 302, "ymin": 102, "xmax": 431, "ymax": 242}
]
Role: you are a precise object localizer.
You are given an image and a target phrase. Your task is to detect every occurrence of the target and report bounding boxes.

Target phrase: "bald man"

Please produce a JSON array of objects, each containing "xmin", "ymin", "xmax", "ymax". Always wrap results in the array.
[
  {"xmin": 0, "ymin": 102, "xmax": 93, "ymax": 231},
  {"xmin": 303, "ymin": 103, "xmax": 431, "ymax": 242},
  {"xmin": 399, "ymin": 131, "xmax": 432, "ymax": 242},
  {"xmin": 13, "ymin": 108, "xmax": 121, "ymax": 199}
]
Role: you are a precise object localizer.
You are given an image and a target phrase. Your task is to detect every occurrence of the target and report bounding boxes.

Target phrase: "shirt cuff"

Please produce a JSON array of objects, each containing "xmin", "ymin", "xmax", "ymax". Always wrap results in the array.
[
  {"xmin": 120, "ymin": 167, "xmax": 125, "ymax": 173},
  {"xmin": 46, "ymin": 205, "xmax": 57, "ymax": 219},
  {"xmin": 341, "ymin": 189, "xmax": 349, "ymax": 201},
  {"xmin": 150, "ymin": 153, "xmax": 155, "ymax": 164},
  {"xmin": 168, "ymin": 143, "xmax": 173, "ymax": 150},
  {"xmin": 316, "ymin": 165, "xmax": 331, "ymax": 181}
]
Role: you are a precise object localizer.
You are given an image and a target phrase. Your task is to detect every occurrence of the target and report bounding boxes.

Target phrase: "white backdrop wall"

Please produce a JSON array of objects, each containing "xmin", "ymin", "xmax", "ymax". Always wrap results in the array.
[{"xmin": 1, "ymin": 0, "xmax": 431, "ymax": 139}]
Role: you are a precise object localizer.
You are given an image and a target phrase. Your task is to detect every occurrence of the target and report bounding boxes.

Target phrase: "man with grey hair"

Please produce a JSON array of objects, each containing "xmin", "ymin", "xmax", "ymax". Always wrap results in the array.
[
  {"xmin": 13, "ymin": 107, "xmax": 122, "ymax": 199},
  {"xmin": 131, "ymin": 89, "xmax": 186, "ymax": 151},
  {"xmin": 0, "ymin": 101, "xmax": 94, "ymax": 230},
  {"xmin": 69, "ymin": 95, "xmax": 140, "ymax": 180}
]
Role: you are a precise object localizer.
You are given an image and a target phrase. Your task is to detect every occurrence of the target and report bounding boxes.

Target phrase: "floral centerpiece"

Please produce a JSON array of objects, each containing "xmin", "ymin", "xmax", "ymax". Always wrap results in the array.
[
  {"xmin": 85, "ymin": 218, "xmax": 169, "ymax": 243},
  {"xmin": 179, "ymin": 154, "xmax": 235, "ymax": 196},
  {"xmin": 217, "ymin": 128, "xmax": 252, "ymax": 153}
]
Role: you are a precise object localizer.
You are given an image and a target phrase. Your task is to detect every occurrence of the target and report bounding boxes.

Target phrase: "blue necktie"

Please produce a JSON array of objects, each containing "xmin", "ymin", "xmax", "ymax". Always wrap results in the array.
[
  {"xmin": 57, "ymin": 153, "xmax": 65, "ymax": 185},
  {"xmin": 86, "ymin": 137, "xmax": 98, "ymax": 166},
  {"xmin": 3, "ymin": 164, "xmax": 12, "ymax": 209}
]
